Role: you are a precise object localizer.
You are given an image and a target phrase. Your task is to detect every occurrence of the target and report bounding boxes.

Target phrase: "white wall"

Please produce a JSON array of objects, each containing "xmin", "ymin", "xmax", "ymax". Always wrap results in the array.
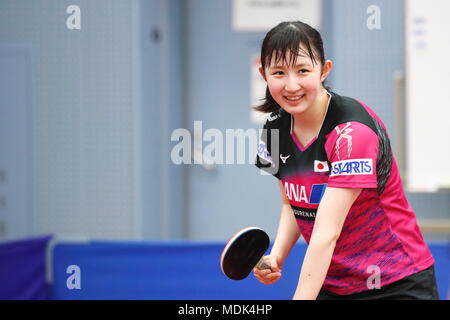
[{"xmin": 406, "ymin": 0, "xmax": 450, "ymax": 191}]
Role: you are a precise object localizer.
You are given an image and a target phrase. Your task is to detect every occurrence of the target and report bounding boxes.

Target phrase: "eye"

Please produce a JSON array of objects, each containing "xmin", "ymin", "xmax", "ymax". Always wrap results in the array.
[
  {"xmin": 273, "ymin": 71, "xmax": 284, "ymax": 75},
  {"xmin": 299, "ymin": 69, "xmax": 309, "ymax": 73}
]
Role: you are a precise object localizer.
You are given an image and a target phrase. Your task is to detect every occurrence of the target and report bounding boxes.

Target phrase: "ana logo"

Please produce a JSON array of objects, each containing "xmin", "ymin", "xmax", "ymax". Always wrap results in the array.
[
  {"xmin": 314, "ymin": 160, "xmax": 329, "ymax": 172},
  {"xmin": 284, "ymin": 182, "xmax": 327, "ymax": 204},
  {"xmin": 280, "ymin": 154, "xmax": 290, "ymax": 164},
  {"xmin": 330, "ymin": 159, "xmax": 373, "ymax": 177}
]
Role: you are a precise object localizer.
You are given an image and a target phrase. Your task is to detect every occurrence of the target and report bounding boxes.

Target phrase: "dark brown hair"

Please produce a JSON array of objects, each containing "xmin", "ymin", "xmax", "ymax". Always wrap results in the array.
[{"xmin": 254, "ymin": 21, "xmax": 329, "ymax": 114}]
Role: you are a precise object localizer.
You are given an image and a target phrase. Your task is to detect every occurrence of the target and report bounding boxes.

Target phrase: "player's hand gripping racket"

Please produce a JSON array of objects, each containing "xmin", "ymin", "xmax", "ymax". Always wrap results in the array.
[{"xmin": 220, "ymin": 226, "xmax": 272, "ymax": 280}]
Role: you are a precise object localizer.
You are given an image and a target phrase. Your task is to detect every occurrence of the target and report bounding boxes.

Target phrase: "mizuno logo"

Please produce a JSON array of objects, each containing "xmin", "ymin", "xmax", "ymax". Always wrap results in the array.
[{"xmin": 280, "ymin": 154, "xmax": 290, "ymax": 164}]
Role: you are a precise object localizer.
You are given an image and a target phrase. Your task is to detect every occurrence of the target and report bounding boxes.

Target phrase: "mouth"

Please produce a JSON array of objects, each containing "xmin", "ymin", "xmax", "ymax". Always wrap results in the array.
[{"xmin": 284, "ymin": 94, "xmax": 305, "ymax": 103}]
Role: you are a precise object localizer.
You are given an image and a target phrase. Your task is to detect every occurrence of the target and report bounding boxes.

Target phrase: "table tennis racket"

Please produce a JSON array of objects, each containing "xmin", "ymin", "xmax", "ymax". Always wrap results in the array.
[{"xmin": 220, "ymin": 226, "xmax": 272, "ymax": 280}]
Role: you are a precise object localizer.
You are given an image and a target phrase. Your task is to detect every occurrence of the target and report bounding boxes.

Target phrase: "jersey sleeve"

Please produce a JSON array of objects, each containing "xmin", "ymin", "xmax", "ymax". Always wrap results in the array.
[
  {"xmin": 324, "ymin": 121, "xmax": 379, "ymax": 189},
  {"xmin": 255, "ymin": 113, "xmax": 281, "ymax": 179}
]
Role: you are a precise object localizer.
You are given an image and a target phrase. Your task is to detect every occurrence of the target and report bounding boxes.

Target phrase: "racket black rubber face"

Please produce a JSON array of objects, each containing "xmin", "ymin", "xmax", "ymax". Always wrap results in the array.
[{"xmin": 220, "ymin": 227, "xmax": 270, "ymax": 280}]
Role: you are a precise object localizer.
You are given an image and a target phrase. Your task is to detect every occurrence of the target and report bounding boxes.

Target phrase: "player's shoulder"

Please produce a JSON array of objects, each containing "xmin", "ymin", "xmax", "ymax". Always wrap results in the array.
[
  {"xmin": 333, "ymin": 120, "xmax": 375, "ymax": 132},
  {"xmin": 323, "ymin": 91, "xmax": 379, "ymax": 136},
  {"xmin": 263, "ymin": 108, "xmax": 289, "ymax": 129},
  {"xmin": 330, "ymin": 92, "xmax": 370, "ymax": 120}
]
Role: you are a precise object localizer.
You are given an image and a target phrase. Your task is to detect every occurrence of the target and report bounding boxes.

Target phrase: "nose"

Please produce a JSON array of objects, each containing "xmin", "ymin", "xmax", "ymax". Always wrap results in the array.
[{"xmin": 284, "ymin": 74, "xmax": 301, "ymax": 92}]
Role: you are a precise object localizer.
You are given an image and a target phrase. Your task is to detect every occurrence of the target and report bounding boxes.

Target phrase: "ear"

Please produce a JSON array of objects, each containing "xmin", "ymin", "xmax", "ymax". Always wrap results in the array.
[
  {"xmin": 258, "ymin": 66, "xmax": 267, "ymax": 81},
  {"xmin": 321, "ymin": 60, "xmax": 333, "ymax": 82}
]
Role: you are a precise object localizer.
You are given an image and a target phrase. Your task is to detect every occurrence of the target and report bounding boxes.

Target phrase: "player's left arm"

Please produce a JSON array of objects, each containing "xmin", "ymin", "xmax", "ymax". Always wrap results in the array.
[{"xmin": 292, "ymin": 186, "xmax": 361, "ymax": 300}]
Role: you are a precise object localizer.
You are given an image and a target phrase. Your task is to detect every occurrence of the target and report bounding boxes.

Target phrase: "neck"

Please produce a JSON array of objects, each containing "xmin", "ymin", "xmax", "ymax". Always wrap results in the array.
[{"xmin": 292, "ymin": 88, "xmax": 330, "ymax": 133}]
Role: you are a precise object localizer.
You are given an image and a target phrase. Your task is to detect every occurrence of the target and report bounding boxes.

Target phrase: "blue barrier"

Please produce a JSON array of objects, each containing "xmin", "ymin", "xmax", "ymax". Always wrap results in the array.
[
  {"xmin": 0, "ymin": 235, "xmax": 52, "ymax": 300},
  {"xmin": 428, "ymin": 244, "xmax": 450, "ymax": 299},
  {"xmin": 50, "ymin": 240, "xmax": 450, "ymax": 300},
  {"xmin": 51, "ymin": 241, "xmax": 304, "ymax": 300},
  {"xmin": 0, "ymin": 236, "xmax": 447, "ymax": 299}
]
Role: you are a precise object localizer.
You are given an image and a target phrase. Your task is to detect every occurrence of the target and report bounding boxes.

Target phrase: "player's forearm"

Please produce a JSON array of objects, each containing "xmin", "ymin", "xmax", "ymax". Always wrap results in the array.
[
  {"xmin": 270, "ymin": 204, "xmax": 301, "ymax": 264},
  {"xmin": 292, "ymin": 235, "xmax": 337, "ymax": 300}
]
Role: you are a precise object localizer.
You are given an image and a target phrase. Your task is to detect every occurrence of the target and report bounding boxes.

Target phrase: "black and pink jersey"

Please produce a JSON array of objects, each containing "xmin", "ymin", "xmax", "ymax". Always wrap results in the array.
[{"xmin": 255, "ymin": 91, "xmax": 434, "ymax": 295}]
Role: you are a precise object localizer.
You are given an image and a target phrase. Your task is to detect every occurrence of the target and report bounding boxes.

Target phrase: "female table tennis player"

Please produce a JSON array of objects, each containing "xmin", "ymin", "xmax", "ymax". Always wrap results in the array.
[{"xmin": 253, "ymin": 21, "xmax": 439, "ymax": 300}]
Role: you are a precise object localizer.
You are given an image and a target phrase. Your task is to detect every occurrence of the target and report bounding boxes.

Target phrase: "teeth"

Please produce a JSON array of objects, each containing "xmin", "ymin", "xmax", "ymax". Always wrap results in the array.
[{"xmin": 285, "ymin": 95, "xmax": 304, "ymax": 101}]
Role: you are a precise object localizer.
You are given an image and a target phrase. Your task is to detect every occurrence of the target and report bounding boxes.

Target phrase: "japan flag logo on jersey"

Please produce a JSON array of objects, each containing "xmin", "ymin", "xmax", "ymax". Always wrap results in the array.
[{"xmin": 314, "ymin": 160, "xmax": 329, "ymax": 172}]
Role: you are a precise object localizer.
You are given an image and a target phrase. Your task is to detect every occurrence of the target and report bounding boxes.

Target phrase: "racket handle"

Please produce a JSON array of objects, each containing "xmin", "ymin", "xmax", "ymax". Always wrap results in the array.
[{"xmin": 255, "ymin": 257, "xmax": 271, "ymax": 270}]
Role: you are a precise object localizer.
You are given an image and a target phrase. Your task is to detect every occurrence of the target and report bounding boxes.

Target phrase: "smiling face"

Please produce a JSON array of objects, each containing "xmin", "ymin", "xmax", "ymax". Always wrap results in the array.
[{"xmin": 260, "ymin": 45, "xmax": 332, "ymax": 116}]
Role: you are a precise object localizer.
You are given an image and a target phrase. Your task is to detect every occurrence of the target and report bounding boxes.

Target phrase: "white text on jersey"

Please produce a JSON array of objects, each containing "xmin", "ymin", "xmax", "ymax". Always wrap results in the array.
[{"xmin": 284, "ymin": 182, "xmax": 309, "ymax": 203}]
